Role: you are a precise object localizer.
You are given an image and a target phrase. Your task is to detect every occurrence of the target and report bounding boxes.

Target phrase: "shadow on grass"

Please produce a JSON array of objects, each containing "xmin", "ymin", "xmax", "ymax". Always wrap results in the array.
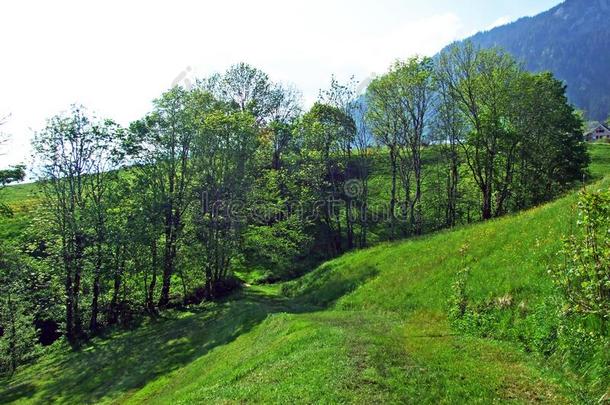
[
  {"xmin": 0, "ymin": 382, "xmax": 36, "ymax": 404},
  {"xmin": 282, "ymin": 262, "xmax": 380, "ymax": 308},
  {"xmin": 0, "ymin": 264, "xmax": 378, "ymax": 404}
]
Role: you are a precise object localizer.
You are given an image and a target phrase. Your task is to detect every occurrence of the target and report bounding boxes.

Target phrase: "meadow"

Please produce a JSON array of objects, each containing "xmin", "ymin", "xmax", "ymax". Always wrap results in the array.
[{"xmin": 1, "ymin": 143, "xmax": 607, "ymax": 404}]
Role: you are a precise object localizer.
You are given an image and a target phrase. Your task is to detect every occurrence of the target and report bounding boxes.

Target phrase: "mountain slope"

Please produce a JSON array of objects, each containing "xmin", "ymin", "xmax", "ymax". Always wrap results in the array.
[
  {"xmin": 461, "ymin": 0, "xmax": 610, "ymax": 120},
  {"xmin": 1, "ymin": 144, "xmax": 608, "ymax": 403}
]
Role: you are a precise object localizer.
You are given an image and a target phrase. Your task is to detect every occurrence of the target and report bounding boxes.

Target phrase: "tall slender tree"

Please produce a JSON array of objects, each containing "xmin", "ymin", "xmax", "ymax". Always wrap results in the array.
[
  {"xmin": 84, "ymin": 120, "xmax": 124, "ymax": 333},
  {"xmin": 191, "ymin": 100, "xmax": 258, "ymax": 297},
  {"xmin": 129, "ymin": 87, "xmax": 195, "ymax": 308},
  {"xmin": 33, "ymin": 106, "xmax": 105, "ymax": 343},
  {"xmin": 437, "ymin": 43, "xmax": 522, "ymax": 219}
]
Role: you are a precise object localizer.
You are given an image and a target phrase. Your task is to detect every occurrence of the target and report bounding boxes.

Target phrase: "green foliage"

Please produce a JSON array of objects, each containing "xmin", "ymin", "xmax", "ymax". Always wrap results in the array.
[
  {"xmin": 551, "ymin": 189, "xmax": 610, "ymax": 327},
  {"xmin": 243, "ymin": 217, "xmax": 312, "ymax": 281},
  {"xmin": 0, "ymin": 302, "xmax": 39, "ymax": 375},
  {"xmin": 510, "ymin": 72, "xmax": 589, "ymax": 207},
  {"xmin": 448, "ymin": 265, "xmax": 470, "ymax": 323},
  {"xmin": 32, "ymin": 105, "xmax": 126, "ymax": 341},
  {"xmin": 0, "ymin": 165, "xmax": 25, "ymax": 217},
  {"xmin": 0, "ymin": 244, "xmax": 42, "ymax": 374},
  {"xmin": 437, "ymin": 43, "xmax": 589, "ymax": 219},
  {"xmin": 189, "ymin": 106, "xmax": 259, "ymax": 296},
  {"xmin": 548, "ymin": 189, "xmax": 610, "ymax": 394},
  {"xmin": 201, "ymin": 62, "xmax": 300, "ymax": 125},
  {"xmin": 366, "ymin": 56, "xmax": 434, "ymax": 235},
  {"xmin": 0, "ymin": 165, "xmax": 25, "ymax": 188},
  {"xmin": 294, "ymin": 100, "xmax": 361, "ymax": 254}
]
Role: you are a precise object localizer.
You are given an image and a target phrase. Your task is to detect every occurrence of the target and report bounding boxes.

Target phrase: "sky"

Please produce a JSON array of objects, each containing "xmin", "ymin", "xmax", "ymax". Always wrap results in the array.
[{"xmin": 0, "ymin": 0, "xmax": 562, "ymax": 169}]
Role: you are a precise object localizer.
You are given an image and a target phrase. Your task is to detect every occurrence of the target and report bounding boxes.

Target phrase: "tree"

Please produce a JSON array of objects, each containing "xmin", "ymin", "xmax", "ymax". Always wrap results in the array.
[
  {"xmin": 321, "ymin": 77, "xmax": 379, "ymax": 248},
  {"xmin": 103, "ymin": 180, "xmax": 133, "ymax": 326},
  {"xmin": 191, "ymin": 103, "xmax": 258, "ymax": 297},
  {"xmin": 434, "ymin": 69, "xmax": 465, "ymax": 227},
  {"xmin": 129, "ymin": 87, "xmax": 196, "ymax": 308},
  {"xmin": 0, "ymin": 115, "xmax": 26, "ymax": 217},
  {"xmin": 367, "ymin": 57, "xmax": 435, "ymax": 235},
  {"xmin": 201, "ymin": 63, "xmax": 300, "ymax": 127},
  {"xmin": 437, "ymin": 43, "xmax": 523, "ymax": 219},
  {"xmin": 395, "ymin": 57, "xmax": 435, "ymax": 234},
  {"xmin": 0, "ymin": 165, "xmax": 25, "ymax": 218},
  {"xmin": 350, "ymin": 97, "xmax": 375, "ymax": 247},
  {"xmin": 367, "ymin": 73, "xmax": 405, "ymax": 238},
  {"xmin": 511, "ymin": 72, "xmax": 589, "ymax": 208},
  {"xmin": 33, "ymin": 106, "xmax": 105, "ymax": 343},
  {"xmin": 267, "ymin": 87, "xmax": 302, "ymax": 171},
  {"xmin": 298, "ymin": 102, "xmax": 355, "ymax": 254},
  {"xmin": 127, "ymin": 174, "xmax": 165, "ymax": 314},
  {"xmin": 242, "ymin": 167, "xmax": 313, "ymax": 280},
  {"xmin": 202, "ymin": 63, "xmax": 301, "ymax": 170},
  {"xmin": 81, "ymin": 121, "xmax": 124, "ymax": 333},
  {"xmin": 319, "ymin": 76, "xmax": 360, "ymax": 248},
  {"xmin": 0, "ymin": 244, "xmax": 40, "ymax": 374},
  {"xmin": 437, "ymin": 43, "xmax": 589, "ymax": 218},
  {"xmin": 0, "ymin": 166, "xmax": 25, "ymax": 189}
]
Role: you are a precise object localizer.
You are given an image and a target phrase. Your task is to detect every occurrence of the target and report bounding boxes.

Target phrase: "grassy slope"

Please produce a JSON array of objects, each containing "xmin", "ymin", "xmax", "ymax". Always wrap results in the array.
[
  {"xmin": 0, "ymin": 181, "xmax": 40, "ymax": 240},
  {"xmin": 1, "ymin": 144, "xmax": 609, "ymax": 404}
]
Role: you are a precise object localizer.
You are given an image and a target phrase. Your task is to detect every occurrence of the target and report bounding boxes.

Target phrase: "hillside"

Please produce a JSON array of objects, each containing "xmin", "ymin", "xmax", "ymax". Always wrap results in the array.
[
  {"xmin": 0, "ymin": 144, "xmax": 608, "ymax": 403},
  {"xmin": 459, "ymin": 0, "xmax": 610, "ymax": 120}
]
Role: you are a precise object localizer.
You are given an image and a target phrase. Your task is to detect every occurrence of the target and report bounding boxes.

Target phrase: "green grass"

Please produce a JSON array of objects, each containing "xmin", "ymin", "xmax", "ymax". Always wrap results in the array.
[
  {"xmin": 589, "ymin": 142, "xmax": 610, "ymax": 179},
  {"xmin": 0, "ymin": 181, "xmax": 41, "ymax": 240},
  {"xmin": 1, "ymin": 144, "xmax": 609, "ymax": 403}
]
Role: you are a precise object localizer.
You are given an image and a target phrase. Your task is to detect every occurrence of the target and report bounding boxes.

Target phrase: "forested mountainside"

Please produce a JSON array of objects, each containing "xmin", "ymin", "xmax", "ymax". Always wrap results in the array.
[{"xmin": 460, "ymin": 0, "xmax": 610, "ymax": 120}]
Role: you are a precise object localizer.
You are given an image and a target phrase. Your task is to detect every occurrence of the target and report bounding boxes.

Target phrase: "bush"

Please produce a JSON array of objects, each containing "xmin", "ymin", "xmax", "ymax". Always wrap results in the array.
[
  {"xmin": 550, "ymin": 189, "xmax": 610, "ymax": 396},
  {"xmin": 447, "ymin": 266, "xmax": 470, "ymax": 324},
  {"xmin": 0, "ymin": 243, "xmax": 42, "ymax": 374},
  {"xmin": 0, "ymin": 306, "xmax": 40, "ymax": 374},
  {"xmin": 550, "ymin": 189, "xmax": 610, "ymax": 332},
  {"xmin": 243, "ymin": 216, "xmax": 313, "ymax": 281}
]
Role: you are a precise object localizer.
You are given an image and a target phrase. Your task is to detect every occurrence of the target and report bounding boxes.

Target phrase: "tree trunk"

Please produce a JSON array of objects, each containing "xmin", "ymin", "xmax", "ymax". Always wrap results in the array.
[
  {"xmin": 272, "ymin": 149, "xmax": 281, "ymax": 170},
  {"xmin": 345, "ymin": 196, "xmax": 354, "ymax": 250},
  {"xmin": 109, "ymin": 269, "xmax": 121, "ymax": 325},
  {"xmin": 413, "ymin": 149, "xmax": 423, "ymax": 235},
  {"xmin": 147, "ymin": 239, "xmax": 158, "ymax": 313},
  {"xmin": 358, "ymin": 182, "xmax": 369, "ymax": 248},
  {"xmin": 446, "ymin": 147, "xmax": 459, "ymax": 227},
  {"xmin": 73, "ymin": 268, "xmax": 82, "ymax": 339},
  {"xmin": 158, "ymin": 210, "xmax": 175, "ymax": 308},
  {"xmin": 73, "ymin": 232, "xmax": 84, "ymax": 340},
  {"xmin": 89, "ymin": 241, "xmax": 103, "ymax": 333},
  {"xmin": 481, "ymin": 183, "xmax": 493, "ymax": 220},
  {"xmin": 7, "ymin": 292, "xmax": 17, "ymax": 374},
  {"xmin": 89, "ymin": 273, "xmax": 100, "ymax": 333},
  {"xmin": 389, "ymin": 149, "xmax": 398, "ymax": 239},
  {"xmin": 64, "ymin": 246, "xmax": 75, "ymax": 344}
]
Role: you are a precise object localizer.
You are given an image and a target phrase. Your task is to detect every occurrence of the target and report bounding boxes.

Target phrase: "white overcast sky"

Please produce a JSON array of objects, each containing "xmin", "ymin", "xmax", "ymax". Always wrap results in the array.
[{"xmin": 0, "ymin": 0, "xmax": 561, "ymax": 169}]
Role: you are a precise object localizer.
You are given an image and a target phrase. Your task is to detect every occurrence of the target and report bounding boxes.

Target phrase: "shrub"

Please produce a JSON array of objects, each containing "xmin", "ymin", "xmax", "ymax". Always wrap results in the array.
[
  {"xmin": 549, "ymin": 189, "xmax": 610, "ymax": 397},
  {"xmin": 448, "ymin": 266, "xmax": 470, "ymax": 324},
  {"xmin": 550, "ymin": 189, "xmax": 610, "ymax": 332},
  {"xmin": 0, "ymin": 306, "xmax": 40, "ymax": 374}
]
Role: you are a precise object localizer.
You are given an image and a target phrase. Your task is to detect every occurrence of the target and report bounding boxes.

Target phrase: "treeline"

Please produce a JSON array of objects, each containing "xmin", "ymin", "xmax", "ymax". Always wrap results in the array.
[{"xmin": 0, "ymin": 43, "xmax": 589, "ymax": 371}]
